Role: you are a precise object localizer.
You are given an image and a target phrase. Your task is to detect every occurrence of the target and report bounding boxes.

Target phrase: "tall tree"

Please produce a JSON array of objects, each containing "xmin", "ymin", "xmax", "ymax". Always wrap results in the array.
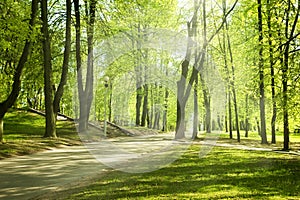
[
  {"xmin": 41, "ymin": 0, "xmax": 72, "ymax": 137},
  {"xmin": 74, "ymin": 0, "xmax": 97, "ymax": 132},
  {"xmin": 0, "ymin": 0, "xmax": 38, "ymax": 143},
  {"xmin": 282, "ymin": 0, "xmax": 300, "ymax": 150},
  {"xmin": 257, "ymin": 0, "xmax": 268, "ymax": 144},
  {"xmin": 175, "ymin": 0, "xmax": 238, "ymax": 139},
  {"xmin": 267, "ymin": 0, "xmax": 277, "ymax": 144}
]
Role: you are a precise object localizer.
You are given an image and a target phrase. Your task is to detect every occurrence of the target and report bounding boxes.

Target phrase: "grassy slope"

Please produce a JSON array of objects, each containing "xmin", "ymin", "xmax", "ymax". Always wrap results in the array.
[
  {"xmin": 0, "ymin": 109, "xmax": 81, "ymax": 159},
  {"xmin": 61, "ymin": 145, "xmax": 300, "ymax": 200}
]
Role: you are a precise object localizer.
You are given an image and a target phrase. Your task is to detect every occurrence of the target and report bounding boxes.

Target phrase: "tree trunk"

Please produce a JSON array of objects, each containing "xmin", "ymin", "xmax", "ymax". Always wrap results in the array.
[
  {"xmin": 282, "ymin": 2, "xmax": 290, "ymax": 150},
  {"xmin": 109, "ymin": 84, "xmax": 112, "ymax": 122},
  {"xmin": 53, "ymin": 0, "xmax": 71, "ymax": 116},
  {"xmin": 228, "ymin": 88, "xmax": 233, "ymax": 138},
  {"xmin": 0, "ymin": 117, "xmax": 3, "ymax": 143},
  {"xmin": 175, "ymin": 22, "xmax": 192, "ymax": 139},
  {"xmin": 226, "ymin": 28, "xmax": 240, "ymax": 141},
  {"xmin": 267, "ymin": 0, "xmax": 277, "ymax": 144},
  {"xmin": 245, "ymin": 94, "xmax": 249, "ymax": 137},
  {"xmin": 74, "ymin": 0, "xmax": 85, "ymax": 131},
  {"xmin": 192, "ymin": 74, "xmax": 199, "ymax": 139},
  {"xmin": 141, "ymin": 65, "xmax": 148, "ymax": 127},
  {"xmin": 85, "ymin": 0, "xmax": 96, "ymax": 127},
  {"xmin": 42, "ymin": 0, "xmax": 71, "ymax": 138},
  {"xmin": 255, "ymin": 116, "xmax": 261, "ymax": 136},
  {"xmin": 162, "ymin": 89, "xmax": 169, "ymax": 132},
  {"xmin": 257, "ymin": 0, "xmax": 268, "ymax": 144},
  {"xmin": 225, "ymin": 114, "xmax": 228, "ymax": 133},
  {"xmin": 74, "ymin": 0, "xmax": 96, "ymax": 132},
  {"xmin": 135, "ymin": 23, "xmax": 143, "ymax": 127},
  {"xmin": 41, "ymin": 0, "xmax": 56, "ymax": 138}
]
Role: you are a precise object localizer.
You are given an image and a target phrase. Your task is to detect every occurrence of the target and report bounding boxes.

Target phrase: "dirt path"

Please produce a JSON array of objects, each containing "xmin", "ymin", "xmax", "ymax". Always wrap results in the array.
[{"xmin": 0, "ymin": 145, "xmax": 108, "ymax": 200}]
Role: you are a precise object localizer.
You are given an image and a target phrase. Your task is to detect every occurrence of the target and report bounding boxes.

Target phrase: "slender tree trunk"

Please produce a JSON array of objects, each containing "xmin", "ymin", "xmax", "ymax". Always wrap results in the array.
[
  {"xmin": 85, "ymin": 0, "xmax": 96, "ymax": 126},
  {"xmin": 148, "ymin": 86, "xmax": 153, "ymax": 129},
  {"xmin": 74, "ymin": 0, "xmax": 85, "ymax": 130},
  {"xmin": 53, "ymin": 0, "xmax": 71, "ymax": 117},
  {"xmin": 162, "ymin": 89, "xmax": 169, "ymax": 132},
  {"xmin": 255, "ymin": 116, "xmax": 261, "ymax": 136},
  {"xmin": 141, "ymin": 65, "xmax": 148, "ymax": 127},
  {"xmin": 225, "ymin": 20, "xmax": 240, "ymax": 142},
  {"xmin": 282, "ymin": 1, "xmax": 291, "ymax": 150},
  {"xmin": 192, "ymin": 74, "xmax": 199, "ymax": 139},
  {"xmin": 228, "ymin": 87, "xmax": 233, "ymax": 138},
  {"xmin": 109, "ymin": 84, "xmax": 112, "ymax": 122},
  {"xmin": 267, "ymin": 0, "xmax": 277, "ymax": 144},
  {"xmin": 135, "ymin": 23, "xmax": 143, "ymax": 126},
  {"xmin": 257, "ymin": 0, "xmax": 268, "ymax": 144},
  {"xmin": 245, "ymin": 94, "xmax": 249, "ymax": 137},
  {"xmin": 225, "ymin": 114, "xmax": 228, "ymax": 133}
]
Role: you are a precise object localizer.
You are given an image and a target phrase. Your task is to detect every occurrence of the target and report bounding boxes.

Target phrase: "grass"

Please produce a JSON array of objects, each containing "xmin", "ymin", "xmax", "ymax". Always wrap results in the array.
[
  {"xmin": 0, "ymin": 109, "xmax": 81, "ymax": 159},
  {"xmin": 215, "ymin": 130, "xmax": 300, "ymax": 151},
  {"xmin": 54, "ymin": 145, "xmax": 300, "ymax": 200}
]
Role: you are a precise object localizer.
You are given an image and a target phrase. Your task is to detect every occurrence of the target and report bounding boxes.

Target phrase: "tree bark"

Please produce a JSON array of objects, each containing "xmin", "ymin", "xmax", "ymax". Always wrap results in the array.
[
  {"xmin": 162, "ymin": 89, "xmax": 169, "ymax": 132},
  {"xmin": 0, "ymin": 118, "xmax": 3, "ymax": 143},
  {"xmin": 192, "ymin": 74, "xmax": 199, "ymax": 139},
  {"xmin": 41, "ymin": 0, "xmax": 56, "ymax": 138},
  {"xmin": 225, "ymin": 18, "xmax": 240, "ymax": 142},
  {"xmin": 255, "ymin": 116, "xmax": 261, "ymax": 136},
  {"xmin": 141, "ymin": 64, "xmax": 149, "ymax": 127},
  {"xmin": 74, "ymin": 0, "xmax": 97, "ymax": 132},
  {"xmin": 257, "ymin": 0, "xmax": 268, "ymax": 144},
  {"xmin": 245, "ymin": 94, "xmax": 249, "ymax": 137},
  {"xmin": 267, "ymin": 0, "xmax": 276, "ymax": 144},
  {"xmin": 53, "ymin": 0, "xmax": 72, "ymax": 116},
  {"xmin": 282, "ymin": 0, "xmax": 300, "ymax": 150},
  {"xmin": 42, "ymin": 0, "xmax": 71, "ymax": 138}
]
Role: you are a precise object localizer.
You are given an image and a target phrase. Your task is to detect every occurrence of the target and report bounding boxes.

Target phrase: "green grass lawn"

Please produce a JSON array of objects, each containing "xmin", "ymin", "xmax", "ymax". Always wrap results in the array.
[
  {"xmin": 0, "ymin": 109, "xmax": 81, "ymax": 159},
  {"xmin": 57, "ymin": 145, "xmax": 300, "ymax": 200},
  {"xmin": 216, "ymin": 130, "xmax": 300, "ymax": 151}
]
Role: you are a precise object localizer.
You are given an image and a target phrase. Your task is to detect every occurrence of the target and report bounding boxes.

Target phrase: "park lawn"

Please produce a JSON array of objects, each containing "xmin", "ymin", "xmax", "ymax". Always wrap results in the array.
[
  {"xmin": 0, "ymin": 109, "xmax": 81, "ymax": 159},
  {"xmin": 61, "ymin": 145, "xmax": 300, "ymax": 200},
  {"xmin": 216, "ymin": 131, "xmax": 300, "ymax": 151}
]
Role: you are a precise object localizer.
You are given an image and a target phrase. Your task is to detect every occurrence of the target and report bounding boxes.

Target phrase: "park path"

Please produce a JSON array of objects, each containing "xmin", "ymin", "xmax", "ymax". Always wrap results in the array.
[
  {"xmin": 1, "ymin": 133, "xmax": 299, "ymax": 200},
  {"xmin": 0, "ymin": 145, "xmax": 108, "ymax": 200}
]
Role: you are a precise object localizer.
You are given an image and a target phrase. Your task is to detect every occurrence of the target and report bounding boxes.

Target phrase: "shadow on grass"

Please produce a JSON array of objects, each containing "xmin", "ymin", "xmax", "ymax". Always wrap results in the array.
[
  {"xmin": 64, "ymin": 146, "xmax": 300, "ymax": 200},
  {"xmin": 0, "ymin": 110, "xmax": 80, "ymax": 159}
]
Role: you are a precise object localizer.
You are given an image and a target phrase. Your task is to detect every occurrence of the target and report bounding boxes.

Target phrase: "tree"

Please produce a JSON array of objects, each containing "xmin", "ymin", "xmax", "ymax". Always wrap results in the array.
[
  {"xmin": 74, "ymin": 0, "xmax": 97, "ymax": 132},
  {"xmin": 267, "ymin": 0, "xmax": 277, "ymax": 144},
  {"xmin": 175, "ymin": 0, "xmax": 239, "ymax": 139},
  {"xmin": 41, "ymin": 0, "xmax": 71, "ymax": 137},
  {"xmin": 281, "ymin": 0, "xmax": 300, "ymax": 150},
  {"xmin": 0, "ymin": 0, "xmax": 38, "ymax": 143},
  {"xmin": 257, "ymin": 0, "xmax": 268, "ymax": 144}
]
